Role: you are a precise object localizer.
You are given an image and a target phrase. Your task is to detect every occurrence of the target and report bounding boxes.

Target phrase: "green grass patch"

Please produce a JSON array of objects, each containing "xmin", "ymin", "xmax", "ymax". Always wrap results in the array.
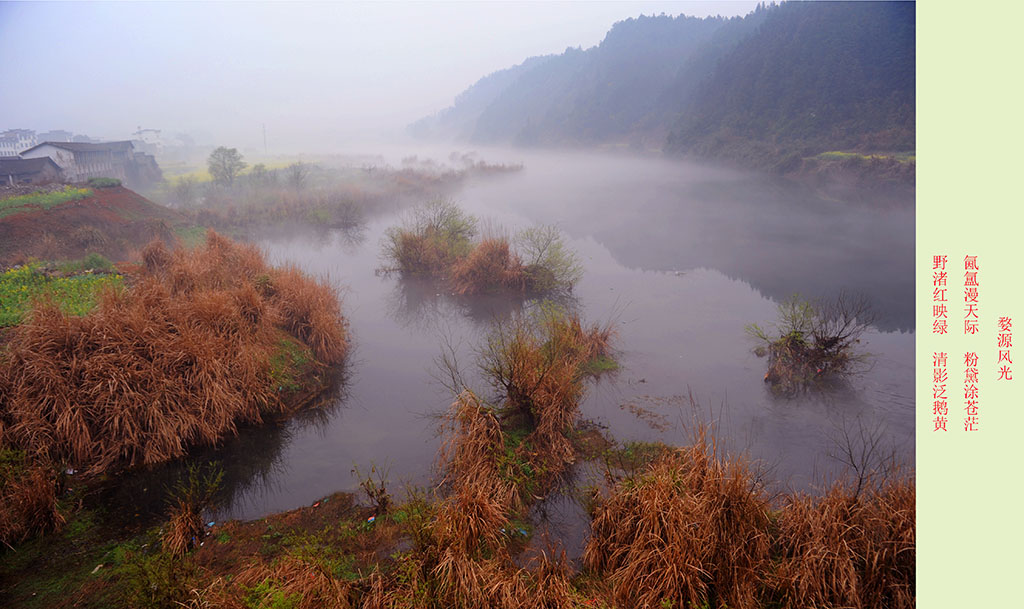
[
  {"xmin": 0, "ymin": 503, "xmax": 141, "ymax": 609},
  {"xmin": 269, "ymin": 335, "xmax": 314, "ymax": 393},
  {"xmin": 57, "ymin": 253, "xmax": 115, "ymax": 274},
  {"xmin": 174, "ymin": 225, "xmax": 208, "ymax": 249},
  {"xmin": 244, "ymin": 579, "xmax": 302, "ymax": 609},
  {"xmin": 0, "ymin": 264, "xmax": 124, "ymax": 327},
  {"xmin": 87, "ymin": 177, "xmax": 121, "ymax": 188},
  {"xmin": 815, "ymin": 150, "xmax": 915, "ymax": 164},
  {"xmin": 581, "ymin": 354, "xmax": 619, "ymax": 376},
  {"xmin": 601, "ymin": 441, "xmax": 672, "ymax": 476},
  {"xmin": 0, "ymin": 186, "xmax": 93, "ymax": 219}
]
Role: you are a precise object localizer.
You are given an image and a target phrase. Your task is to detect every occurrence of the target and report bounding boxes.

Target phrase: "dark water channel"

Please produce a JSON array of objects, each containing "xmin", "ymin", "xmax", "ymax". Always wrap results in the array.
[{"xmin": 109, "ymin": 150, "xmax": 914, "ymax": 559}]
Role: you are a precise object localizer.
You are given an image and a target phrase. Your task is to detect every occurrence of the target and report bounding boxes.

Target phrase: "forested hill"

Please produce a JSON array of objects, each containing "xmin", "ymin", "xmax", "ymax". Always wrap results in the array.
[{"xmin": 411, "ymin": 1, "xmax": 915, "ymax": 172}]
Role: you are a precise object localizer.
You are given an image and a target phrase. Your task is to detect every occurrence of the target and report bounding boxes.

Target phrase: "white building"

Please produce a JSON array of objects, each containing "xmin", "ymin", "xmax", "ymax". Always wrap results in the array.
[
  {"xmin": 20, "ymin": 140, "xmax": 136, "ymax": 183},
  {"xmin": 0, "ymin": 129, "xmax": 38, "ymax": 156}
]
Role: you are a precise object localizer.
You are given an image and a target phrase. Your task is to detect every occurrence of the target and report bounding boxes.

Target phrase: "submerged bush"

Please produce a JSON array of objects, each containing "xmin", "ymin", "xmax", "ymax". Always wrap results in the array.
[
  {"xmin": 515, "ymin": 225, "xmax": 583, "ymax": 293},
  {"xmin": 380, "ymin": 200, "xmax": 582, "ymax": 295},
  {"xmin": 381, "ymin": 198, "xmax": 478, "ymax": 277},
  {"xmin": 747, "ymin": 293, "xmax": 874, "ymax": 395}
]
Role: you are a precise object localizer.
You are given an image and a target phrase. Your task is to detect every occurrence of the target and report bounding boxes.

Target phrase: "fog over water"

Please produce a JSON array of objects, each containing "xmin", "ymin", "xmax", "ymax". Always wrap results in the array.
[
  {"xmin": 3, "ymin": 2, "xmax": 913, "ymax": 560},
  {"xmin": 123, "ymin": 149, "xmax": 912, "ymax": 549}
]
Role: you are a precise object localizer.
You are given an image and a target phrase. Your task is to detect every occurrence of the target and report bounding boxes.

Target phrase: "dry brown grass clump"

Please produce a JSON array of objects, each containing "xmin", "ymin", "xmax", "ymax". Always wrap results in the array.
[
  {"xmin": 450, "ymin": 238, "xmax": 528, "ymax": 296},
  {"xmin": 162, "ymin": 500, "xmax": 204, "ymax": 557},
  {"xmin": 478, "ymin": 307, "xmax": 616, "ymax": 480},
  {"xmin": 583, "ymin": 436, "xmax": 771, "ymax": 609},
  {"xmin": 0, "ymin": 454, "xmax": 64, "ymax": 546},
  {"xmin": 770, "ymin": 477, "xmax": 916, "ymax": 609},
  {"xmin": 268, "ymin": 264, "xmax": 349, "ymax": 365},
  {"xmin": 437, "ymin": 392, "xmax": 520, "ymax": 516},
  {"xmin": 381, "ymin": 200, "xmax": 581, "ymax": 296},
  {"xmin": 226, "ymin": 556, "xmax": 354, "ymax": 609},
  {"xmin": 0, "ymin": 231, "xmax": 348, "ymax": 475},
  {"xmin": 381, "ymin": 199, "xmax": 477, "ymax": 279}
]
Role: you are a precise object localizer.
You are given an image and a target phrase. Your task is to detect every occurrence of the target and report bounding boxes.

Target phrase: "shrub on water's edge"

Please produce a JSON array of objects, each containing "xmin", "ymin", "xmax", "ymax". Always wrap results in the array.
[{"xmin": 0, "ymin": 231, "xmax": 349, "ymax": 476}]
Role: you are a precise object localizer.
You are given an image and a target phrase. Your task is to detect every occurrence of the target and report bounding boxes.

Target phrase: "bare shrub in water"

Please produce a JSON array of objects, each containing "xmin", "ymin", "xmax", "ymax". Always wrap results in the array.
[
  {"xmin": 747, "ymin": 292, "xmax": 874, "ymax": 395},
  {"xmin": 380, "ymin": 200, "xmax": 582, "ymax": 295},
  {"xmin": 381, "ymin": 199, "xmax": 478, "ymax": 277}
]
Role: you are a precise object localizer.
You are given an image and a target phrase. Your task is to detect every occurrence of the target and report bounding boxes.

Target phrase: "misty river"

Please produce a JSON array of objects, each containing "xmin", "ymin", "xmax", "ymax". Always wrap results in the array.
[{"xmin": 107, "ymin": 149, "xmax": 914, "ymax": 557}]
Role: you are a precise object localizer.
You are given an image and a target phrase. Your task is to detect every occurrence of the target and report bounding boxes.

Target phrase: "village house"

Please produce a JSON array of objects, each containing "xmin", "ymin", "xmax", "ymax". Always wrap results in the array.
[
  {"xmin": 0, "ymin": 129, "xmax": 38, "ymax": 156},
  {"xmin": 0, "ymin": 157, "xmax": 63, "ymax": 185},
  {"xmin": 18, "ymin": 140, "xmax": 162, "ymax": 188},
  {"xmin": 36, "ymin": 129, "xmax": 75, "ymax": 143}
]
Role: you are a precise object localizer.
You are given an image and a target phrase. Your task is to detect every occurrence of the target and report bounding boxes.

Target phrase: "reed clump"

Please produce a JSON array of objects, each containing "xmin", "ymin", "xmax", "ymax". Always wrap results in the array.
[
  {"xmin": 770, "ymin": 477, "xmax": 916, "ymax": 609},
  {"xmin": 0, "ymin": 231, "xmax": 348, "ymax": 476},
  {"xmin": 370, "ymin": 305, "xmax": 613, "ymax": 608},
  {"xmin": 450, "ymin": 237, "xmax": 528, "ymax": 296},
  {"xmin": 0, "ymin": 449, "xmax": 64, "ymax": 546},
  {"xmin": 162, "ymin": 464, "xmax": 223, "ymax": 557},
  {"xmin": 583, "ymin": 434, "xmax": 771, "ymax": 609},
  {"xmin": 392, "ymin": 307, "xmax": 613, "ymax": 607},
  {"xmin": 380, "ymin": 200, "xmax": 581, "ymax": 296},
  {"xmin": 477, "ymin": 305, "xmax": 616, "ymax": 481},
  {"xmin": 230, "ymin": 556, "xmax": 355, "ymax": 609},
  {"xmin": 381, "ymin": 199, "xmax": 477, "ymax": 278}
]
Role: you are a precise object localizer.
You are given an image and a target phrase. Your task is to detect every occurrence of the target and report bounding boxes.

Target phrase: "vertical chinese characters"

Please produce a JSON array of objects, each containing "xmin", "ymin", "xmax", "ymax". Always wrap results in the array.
[
  {"xmin": 964, "ymin": 352, "xmax": 979, "ymax": 431},
  {"xmin": 933, "ymin": 351, "xmax": 948, "ymax": 432},
  {"xmin": 964, "ymin": 255, "xmax": 979, "ymax": 335},
  {"xmin": 932, "ymin": 255, "xmax": 948, "ymax": 334},
  {"xmin": 997, "ymin": 317, "xmax": 1012, "ymax": 381}
]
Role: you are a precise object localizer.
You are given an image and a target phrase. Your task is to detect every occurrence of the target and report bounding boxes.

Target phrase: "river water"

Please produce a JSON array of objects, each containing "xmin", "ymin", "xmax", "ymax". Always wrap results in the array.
[{"xmin": 114, "ymin": 150, "xmax": 914, "ymax": 554}]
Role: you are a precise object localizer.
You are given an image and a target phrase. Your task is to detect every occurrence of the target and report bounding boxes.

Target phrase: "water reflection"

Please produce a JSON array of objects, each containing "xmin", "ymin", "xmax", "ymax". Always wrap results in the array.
[
  {"xmin": 456, "ymin": 152, "xmax": 914, "ymax": 331},
  {"xmin": 382, "ymin": 274, "xmax": 584, "ymax": 334},
  {"xmin": 186, "ymin": 150, "xmax": 914, "ymax": 525},
  {"xmin": 93, "ymin": 365, "xmax": 352, "ymax": 527}
]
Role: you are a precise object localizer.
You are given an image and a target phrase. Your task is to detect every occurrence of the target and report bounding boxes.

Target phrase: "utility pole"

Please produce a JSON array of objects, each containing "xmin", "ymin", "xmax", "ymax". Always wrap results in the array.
[{"xmin": 263, "ymin": 123, "xmax": 267, "ymax": 156}]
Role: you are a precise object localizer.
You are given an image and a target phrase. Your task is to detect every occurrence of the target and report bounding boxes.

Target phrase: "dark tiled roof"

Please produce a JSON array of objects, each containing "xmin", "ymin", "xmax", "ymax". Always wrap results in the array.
[
  {"xmin": 0, "ymin": 157, "xmax": 61, "ymax": 175},
  {"xmin": 22, "ymin": 140, "xmax": 134, "ymax": 154}
]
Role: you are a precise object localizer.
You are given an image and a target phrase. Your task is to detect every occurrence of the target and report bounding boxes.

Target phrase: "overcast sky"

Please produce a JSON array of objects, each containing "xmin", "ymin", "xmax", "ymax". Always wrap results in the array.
[{"xmin": 0, "ymin": 1, "xmax": 759, "ymax": 152}]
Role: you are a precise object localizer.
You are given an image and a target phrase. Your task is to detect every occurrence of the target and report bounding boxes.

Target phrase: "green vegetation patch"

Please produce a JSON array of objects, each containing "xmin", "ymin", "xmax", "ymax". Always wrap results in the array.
[
  {"xmin": 0, "ymin": 263, "xmax": 123, "ymax": 327},
  {"xmin": 174, "ymin": 225, "xmax": 208, "ymax": 249},
  {"xmin": 0, "ymin": 186, "xmax": 94, "ymax": 219},
  {"xmin": 581, "ymin": 354, "xmax": 619, "ymax": 376},
  {"xmin": 815, "ymin": 150, "xmax": 916, "ymax": 164},
  {"xmin": 57, "ymin": 253, "xmax": 116, "ymax": 274},
  {"xmin": 602, "ymin": 440, "xmax": 672, "ymax": 473},
  {"xmin": 87, "ymin": 177, "xmax": 122, "ymax": 188},
  {"xmin": 269, "ymin": 335, "xmax": 314, "ymax": 394},
  {"xmin": 244, "ymin": 579, "xmax": 302, "ymax": 609}
]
